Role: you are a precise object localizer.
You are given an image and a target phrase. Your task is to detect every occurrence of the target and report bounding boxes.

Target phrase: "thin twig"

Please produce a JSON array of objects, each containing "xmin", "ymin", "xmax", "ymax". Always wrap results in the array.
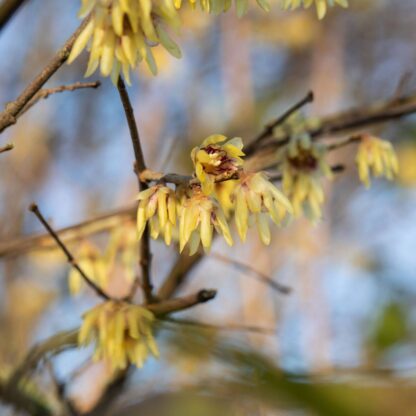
[
  {"xmin": 29, "ymin": 203, "xmax": 111, "ymax": 300},
  {"xmin": 268, "ymin": 163, "xmax": 345, "ymax": 182},
  {"xmin": 210, "ymin": 252, "xmax": 291, "ymax": 295},
  {"xmin": 20, "ymin": 81, "xmax": 101, "ymax": 117},
  {"xmin": 245, "ymin": 91, "xmax": 314, "ymax": 155},
  {"xmin": 117, "ymin": 77, "xmax": 153, "ymax": 304},
  {"xmin": 0, "ymin": 0, "xmax": 27, "ymax": 31},
  {"xmin": 0, "ymin": 205, "xmax": 135, "ymax": 259},
  {"xmin": 326, "ymin": 135, "xmax": 361, "ymax": 151},
  {"xmin": 162, "ymin": 317, "xmax": 276, "ymax": 336},
  {"xmin": 0, "ymin": 16, "xmax": 91, "ymax": 134},
  {"xmin": 0, "ymin": 143, "xmax": 13, "ymax": 153}
]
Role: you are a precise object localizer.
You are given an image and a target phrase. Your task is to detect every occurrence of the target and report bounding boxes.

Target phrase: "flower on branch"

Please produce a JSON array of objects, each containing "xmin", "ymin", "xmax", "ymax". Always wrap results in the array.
[
  {"xmin": 356, "ymin": 134, "xmax": 399, "ymax": 188},
  {"xmin": 68, "ymin": 0, "xmax": 181, "ymax": 82},
  {"xmin": 179, "ymin": 185, "xmax": 233, "ymax": 254},
  {"xmin": 68, "ymin": 241, "xmax": 108, "ymax": 295},
  {"xmin": 233, "ymin": 172, "xmax": 292, "ymax": 245},
  {"xmin": 68, "ymin": 223, "xmax": 138, "ymax": 295},
  {"xmin": 281, "ymin": 135, "xmax": 332, "ymax": 221},
  {"xmin": 191, "ymin": 134, "xmax": 244, "ymax": 196},
  {"xmin": 282, "ymin": 0, "xmax": 348, "ymax": 19},
  {"xmin": 137, "ymin": 184, "xmax": 178, "ymax": 245},
  {"xmin": 79, "ymin": 301, "xmax": 159, "ymax": 370}
]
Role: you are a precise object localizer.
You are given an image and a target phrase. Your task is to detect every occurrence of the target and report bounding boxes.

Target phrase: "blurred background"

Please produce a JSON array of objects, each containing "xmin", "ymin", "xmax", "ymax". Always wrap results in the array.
[{"xmin": 2, "ymin": 0, "xmax": 416, "ymax": 414}]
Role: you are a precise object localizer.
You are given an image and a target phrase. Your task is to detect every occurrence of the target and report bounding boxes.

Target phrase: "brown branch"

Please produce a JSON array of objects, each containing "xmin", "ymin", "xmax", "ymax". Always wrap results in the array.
[
  {"xmin": 268, "ymin": 163, "xmax": 345, "ymax": 182},
  {"xmin": 158, "ymin": 252, "xmax": 205, "ymax": 300},
  {"xmin": 117, "ymin": 77, "xmax": 153, "ymax": 304},
  {"xmin": 163, "ymin": 317, "xmax": 276, "ymax": 335},
  {"xmin": 245, "ymin": 90, "xmax": 314, "ymax": 155},
  {"xmin": 210, "ymin": 252, "xmax": 291, "ymax": 295},
  {"xmin": 29, "ymin": 203, "xmax": 112, "ymax": 300},
  {"xmin": 0, "ymin": 0, "xmax": 27, "ymax": 31},
  {"xmin": 0, "ymin": 143, "xmax": 13, "ymax": 153},
  {"xmin": 7, "ymin": 290, "xmax": 216, "ymax": 388},
  {"xmin": 19, "ymin": 81, "xmax": 101, "ymax": 117},
  {"xmin": 0, "ymin": 204, "xmax": 135, "ymax": 259},
  {"xmin": 0, "ymin": 16, "xmax": 91, "ymax": 134},
  {"xmin": 0, "ymin": 381, "xmax": 52, "ymax": 416}
]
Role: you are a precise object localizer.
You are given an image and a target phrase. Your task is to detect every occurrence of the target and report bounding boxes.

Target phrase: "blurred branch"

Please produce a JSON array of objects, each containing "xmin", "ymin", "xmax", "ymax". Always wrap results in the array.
[
  {"xmin": 6, "ymin": 290, "xmax": 217, "ymax": 388},
  {"xmin": 0, "ymin": 204, "xmax": 135, "ymax": 258},
  {"xmin": 268, "ymin": 163, "xmax": 345, "ymax": 182},
  {"xmin": 245, "ymin": 90, "xmax": 314, "ymax": 155},
  {"xmin": 0, "ymin": 381, "xmax": 52, "ymax": 416},
  {"xmin": 0, "ymin": 16, "xmax": 91, "ymax": 134},
  {"xmin": 29, "ymin": 203, "xmax": 112, "ymax": 301},
  {"xmin": 19, "ymin": 81, "xmax": 101, "ymax": 117},
  {"xmin": 326, "ymin": 135, "xmax": 361, "ymax": 151},
  {"xmin": 0, "ymin": 142, "xmax": 13, "ymax": 153},
  {"xmin": 209, "ymin": 252, "xmax": 291, "ymax": 295},
  {"xmin": 158, "ymin": 252, "xmax": 204, "ymax": 300},
  {"xmin": 0, "ymin": 0, "xmax": 27, "ymax": 31},
  {"xmin": 117, "ymin": 77, "xmax": 153, "ymax": 304},
  {"xmin": 163, "ymin": 317, "xmax": 276, "ymax": 335}
]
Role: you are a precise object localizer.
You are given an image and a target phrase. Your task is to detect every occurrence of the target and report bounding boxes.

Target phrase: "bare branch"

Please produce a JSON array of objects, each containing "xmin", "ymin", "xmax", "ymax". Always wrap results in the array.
[
  {"xmin": 209, "ymin": 252, "xmax": 291, "ymax": 295},
  {"xmin": 163, "ymin": 317, "xmax": 276, "ymax": 336},
  {"xmin": 0, "ymin": 205, "xmax": 135, "ymax": 259},
  {"xmin": 0, "ymin": 143, "xmax": 13, "ymax": 153},
  {"xmin": 245, "ymin": 91, "xmax": 314, "ymax": 155},
  {"xmin": 117, "ymin": 77, "xmax": 153, "ymax": 303},
  {"xmin": 20, "ymin": 81, "xmax": 101, "ymax": 117},
  {"xmin": 0, "ymin": 16, "xmax": 91, "ymax": 134},
  {"xmin": 29, "ymin": 203, "xmax": 112, "ymax": 301},
  {"xmin": 0, "ymin": 0, "xmax": 27, "ymax": 31}
]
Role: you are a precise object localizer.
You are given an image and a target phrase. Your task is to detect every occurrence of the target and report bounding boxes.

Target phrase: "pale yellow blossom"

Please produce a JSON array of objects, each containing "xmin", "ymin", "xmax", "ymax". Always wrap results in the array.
[
  {"xmin": 79, "ymin": 301, "xmax": 159, "ymax": 370},
  {"xmin": 179, "ymin": 185, "xmax": 233, "ymax": 254},
  {"xmin": 281, "ymin": 135, "xmax": 332, "ymax": 221},
  {"xmin": 282, "ymin": 0, "xmax": 348, "ymax": 19},
  {"xmin": 137, "ymin": 185, "xmax": 178, "ymax": 245},
  {"xmin": 233, "ymin": 172, "xmax": 292, "ymax": 245},
  {"xmin": 191, "ymin": 134, "xmax": 244, "ymax": 196},
  {"xmin": 68, "ymin": 0, "xmax": 181, "ymax": 82},
  {"xmin": 356, "ymin": 135, "xmax": 399, "ymax": 188}
]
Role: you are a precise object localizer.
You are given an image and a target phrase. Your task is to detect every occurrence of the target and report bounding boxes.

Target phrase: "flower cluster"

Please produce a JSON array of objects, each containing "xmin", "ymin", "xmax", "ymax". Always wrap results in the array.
[
  {"xmin": 280, "ymin": 135, "xmax": 332, "ymax": 221},
  {"xmin": 234, "ymin": 172, "xmax": 292, "ymax": 244},
  {"xmin": 137, "ymin": 135, "xmax": 293, "ymax": 251},
  {"xmin": 68, "ymin": 0, "xmax": 181, "ymax": 82},
  {"xmin": 282, "ymin": 0, "xmax": 349, "ymax": 19},
  {"xmin": 137, "ymin": 184, "xmax": 178, "ymax": 245},
  {"xmin": 356, "ymin": 135, "xmax": 399, "ymax": 188},
  {"xmin": 79, "ymin": 301, "xmax": 159, "ymax": 370},
  {"xmin": 69, "ymin": 223, "xmax": 138, "ymax": 295}
]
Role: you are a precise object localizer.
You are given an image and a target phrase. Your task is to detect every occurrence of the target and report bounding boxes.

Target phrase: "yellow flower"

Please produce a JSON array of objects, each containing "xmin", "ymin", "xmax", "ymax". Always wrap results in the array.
[
  {"xmin": 179, "ymin": 185, "xmax": 233, "ymax": 254},
  {"xmin": 282, "ymin": 0, "xmax": 348, "ymax": 19},
  {"xmin": 281, "ymin": 136, "xmax": 332, "ymax": 221},
  {"xmin": 68, "ymin": 0, "xmax": 181, "ymax": 83},
  {"xmin": 68, "ymin": 241, "xmax": 108, "ymax": 295},
  {"xmin": 214, "ymin": 179, "xmax": 238, "ymax": 218},
  {"xmin": 79, "ymin": 301, "xmax": 159, "ymax": 370},
  {"xmin": 191, "ymin": 134, "xmax": 244, "ymax": 196},
  {"xmin": 137, "ymin": 185, "xmax": 178, "ymax": 245},
  {"xmin": 356, "ymin": 135, "xmax": 399, "ymax": 188},
  {"xmin": 174, "ymin": 0, "xmax": 269, "ymax": 16},
  {"xmin": 233, "ymin": 172, "xmax": 292, "ymax": 245}
]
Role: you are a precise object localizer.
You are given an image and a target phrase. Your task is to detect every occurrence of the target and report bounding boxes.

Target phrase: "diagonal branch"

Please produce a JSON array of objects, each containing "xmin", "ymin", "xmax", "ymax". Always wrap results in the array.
[
  {"xmin": 19, "ymin": 80, "xmax": 101, "ymax": 117},
  {"xmin": 117, "ymin": 77, "xmax": 153, "ymax": 304},
  {"xmin": 0, "ymin": 16, "xmax": 91, "ymax": 134},
  {"xmin": 29, "ymin": 203, "xmax": 112, "ymax": 301},
  {"xmin": 0, "ymin": 0, "xmax": 27, "ymax": 31},
  {"xmin": 0, "ymin": 143, "xmax": 13, "ymax": 153}
]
